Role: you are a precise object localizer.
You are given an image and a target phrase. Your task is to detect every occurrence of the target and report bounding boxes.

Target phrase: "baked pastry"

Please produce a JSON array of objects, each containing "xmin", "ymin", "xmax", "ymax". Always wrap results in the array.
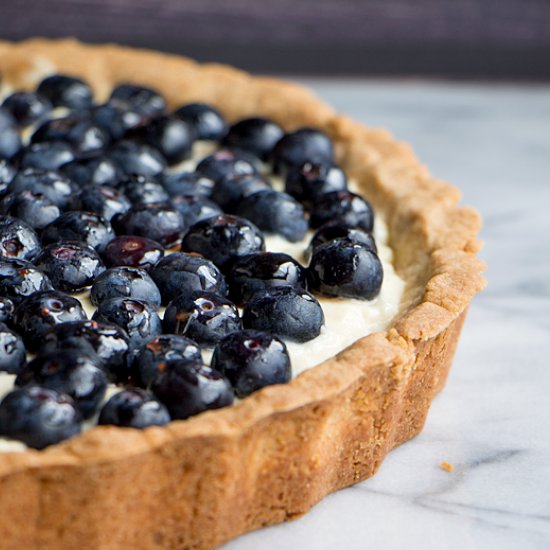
[{"xmin": 0, "ymin": 39, "xmax": 485, "ymax": 549}]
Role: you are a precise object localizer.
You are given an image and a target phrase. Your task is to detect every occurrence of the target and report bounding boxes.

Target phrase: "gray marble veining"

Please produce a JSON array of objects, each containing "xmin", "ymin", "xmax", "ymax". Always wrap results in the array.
[{"xmin": 222, "ymin": 80, "xmax": 550, "ymax": 550}]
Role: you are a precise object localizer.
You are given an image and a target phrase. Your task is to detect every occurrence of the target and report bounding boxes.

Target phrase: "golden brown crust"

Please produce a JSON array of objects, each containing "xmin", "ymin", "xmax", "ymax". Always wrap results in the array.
[{"xmin": 0, "ymin": 39, "xmax": 486, "ymax": 549}]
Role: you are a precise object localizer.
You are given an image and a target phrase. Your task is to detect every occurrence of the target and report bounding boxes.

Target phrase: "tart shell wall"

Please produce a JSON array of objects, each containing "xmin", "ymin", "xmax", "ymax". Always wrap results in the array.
[{"xmin": 0, "ymin": 39, "xmax": 486, "ymax": 550}]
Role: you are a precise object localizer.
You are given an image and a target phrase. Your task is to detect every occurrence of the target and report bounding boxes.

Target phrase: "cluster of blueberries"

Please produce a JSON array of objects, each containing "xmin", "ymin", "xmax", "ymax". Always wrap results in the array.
[{"xmin": 0, "ymin": 74, "xmax": 384, "ymax": 449}]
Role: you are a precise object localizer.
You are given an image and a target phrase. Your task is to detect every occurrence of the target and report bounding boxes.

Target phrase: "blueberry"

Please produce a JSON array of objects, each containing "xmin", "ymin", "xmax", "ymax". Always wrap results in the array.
[
  {"xmin": 16, "ymin": 350, "xmax": 107, "ymax": 419},
  {"xmin": 162, "ymin": 171, "xmax": 215, "ymax": 198},
  {"xmin": 2, "ymin": 91, "xmax": 52, "ymax": 127},
  {"xmin": 0, "ymin": 258, "xmax": 54, "ymax": 304},
  {"xmin": 196, "ymin": 148, "xmax": 258, "ymax": 183},
  {"xmin": 310, "ymin": 191, "xmax": 375, "ymax": 232},
  {"xmin": 92, "ymin": 298, "xmax": 162, "ymax": 351},
  {"xmin": 236, "ymin": 189, "xmax": 308, "ymax": 242},
  {"xmin": 285, "ymin": 161, "xmax": 347, "ymax": 208},
  {"xmin": 72, "ymin": 185, "xmax": 131, "ymax": 221},
  {"xmin": 242, "ymin": 286, "xmax": 324, "ymax": 343},
  {"xmin": 0, "ymin": 191, "xmax": 61, "ymax": 230},
  {"xmin": 0, "ymin": 297, "xmax": 15, "ymax": 324},
  {"xmin": 0, "ymin": 215, "xmax": 41, "ymax": 261},
  {"xmin": 307, "ymin": 221, "xmax": 377, "ymax": 260},
  {"xmin": 102, "ymin": 235, "xmax": 164, "ymax": 271},
  {"xmin": 37, "ymin": 74, "xmax": 93, "ymax": 110},
  {"xmin": 112, "ymin": 203, "xmax": 184, "ymax": 248},
  {"xmin": 90, "ymin": 267, "xmax": 161, "ymax": 308},
  {"xmin": 41, "ymin": 211, "xmax": 115, "ymax": 253},
  {"xmin": 222, "ymin": 117, "xmax": 284, "ymax": 161},
  {"xmin": 181, "ymin": 214, "xmax": 265, "ymax": 271},
  {"xmin": 19, "ymin": 141, "xmax": 76, "ymax": 171},
  {"xmin": 151, "ymin": 360, "xmax": 233, "ymax": 420},
  {"xmin": 0, "ymin": 323, "xmax": 26, "ymax": 374},
  {"xmin": 133, "ymin": 334, "xmax": 202, "ymax": 388},
  {"xmin": 118, "ymin": 175, "xmax": 169, "ymax": 206},
  {"xmin": 211, "ymin": 173, "xmax": 271, "ymax": 213},
  {"xmin": 307, "ymin": 239, "xmax": 383, "ymax": 300},
  {"xmin": 14, "ymin": 290, "xmax": 87, "ymax": 351},
  {"xmin": 228, "ymin": 252, "xmax": 307, "ymax": 304},
  {"xmin": 0, "ymin": 107, "xmax": 23, "ymax": 159},
  {"xmin": 272, "ymin": 128, "xmax": 333, "ymax": 175},
  {"xmin": 170, "ymin": 194, "xmax": 222, "ymax": 227},
  {"xmin": 174, "ymin": 103, "xmax": 228, "ymax": 141},
  {"xmin": 163, "ymin": 291, "xmax": 241, "ymax": 347},
  {"xmin": 0, "ymin": 159, "xmax": 16, "ymax": 195},
  {"xmin": 109, "ymin": 140, "xmax": 167, "ymax": 178},
  {"xmin": 0, "ymin": 386, "xmax": 81, "ymax": 449},
  {"xmin": 110, "ymin": 84, "xmax": 166, "ymax": 118},
  {"xmin": 93, "ymin": 101, "xmax": 148, "ymax": 140},
  {"xmin": 211, "ymin": 330, "xmax": 291, "ymax": 397},
  {"xmin": 61, "ymin": 156, "xmax": 123, "ymax": 188},
  {"xmin": 150, "ymin": 252, "xmax": 227, "ymax": 305},
  {"xmin": 98, "ymin": 388, "xmax": 170, "ymax": 428}
]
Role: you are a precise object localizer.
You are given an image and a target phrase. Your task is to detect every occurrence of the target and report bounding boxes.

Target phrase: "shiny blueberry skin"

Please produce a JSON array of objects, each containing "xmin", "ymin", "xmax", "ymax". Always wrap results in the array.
[
  {"xmin": 0, "ymin": 190, "xmax": 61, "ymax": 230},
  {"xmin": 35, "ymin": 241, "xmax": 105, "ymax": 292},
  {"xmin": 307, "ymin": 239, "xmax": 384, "ymax": 300},
  {"xmin": 72, "ymin": 185, "xmax": 131, "ymax": 221},
  {"xmin": 16, "ymin": 350, "xmax": 107, "ymax": 419},
  {"xmin": 196, "ymin": 148, "xmax": 259, "ymax": 183},
  {"xmin": 285, "ymin": 161, "xmax": 347, "ymax": 208},
  {"xmin": 0, "ymin": 258, "xmax": 54, "ymax": 304},
  {"xmin": 118, "ymin": 175, "xmax": 169, "ymax": 206},
  {"xmin": 0, "ymin": 215, "xmax": 42, "ymax": 261},
  {"xmin": 174, "ymin": 103, "xmax": 228, "ymax": 141},
  {"xmin": 0, "ymin": 386, "xmax": 81, "ymax": 449},
  {"xmin": 181, "ymin": 214, "xmax": 265, "ymax": 272},
  {"xmin": 109, "ymin": 140, "xmax": 167, "ymax": 178},
  {"xmin": 307, "ymin": 221, "xmax": 377, "ymax": 260},
  {"xmin": 228, "ymin": 252, "xmax": 307, "ymax": 304},
  {"xmin": 110, "ymin": 84, "xmax": 167, "ymax": 118},
  {"xmin": 310, "ymin": 191, "xmax": 375, "ymax": 232},
  {"xmin": 150, "ymin": 252, "xmax": 227, "ymax": 305},
  {"xmin": 0, "ymin": 323, "xmax": 26, "ymax": 374},
  {"xmin": 151, "ymin": 360, "xmax": 234, "ymax": 420},
  {"xmin": 93, "ymin": 297, "xmax": 162, "ymax": 351},
  {"xmin": 211, "ymin": 330, "xmax": 291, "ymax": 398},
  {"xmin": 9, "ymin": 168, "xmax": 78, "ymax": 210},
  {"xmin": 37, "ymin": 74, "xmax": 93, "ymax": 110},
  {"xmin": 134, "ymin": 334, "xmax": 202, "ymax": 388},
  {"xmin": 0, "ymin": 297, "xmax": 14, "ymax": 324},
  {"xmin": 162, "ymin": 171, "xmax": 215, "ymax": 198},
  {"xmin": 212, "ymin": 173, "xmax": 271, "ymax": 213},
  {"xmin": 98, "ymin": 388, "xmax": 170, "ymax": 428},
  {"xmin": 112, "ymin": 203, "xmax": 184, "ymax": 248},
  {"xmin": 13, "ymin": 290, "xmax": 87, "ymax": 350},
  {"xmin": 272, "ymin": 128, "xmax": 334, "ymax": 175},
  {"xmin": 163, "ymin": 291, "xmax": 242, "ymax": 347},
  {"xmin": 0, "ymin": 159, "xmax": 16, "ymax": 195},
  {"xmin": 236, "ymin": 189, "xmax": 308, "ymax": 242},
  {"xmin": 0, "ymin": 107, "xmax": 23, "ymax": 159},
  {"xmin": 103, "ymin": 235, "xmax": 164, "ymax": 272},
  {"xmin": 93, "ymin": 101, "xmax": 148, "ymax": 141},
  {"xmin": 2, "ymin": 92, "xmax": 52, "ymax": 127},
  {"xmin": 242, "ymin": 286, "xmax": 324, "ymax": 343},
  {"xmin": 41, "ymin": 211, "xmax": 115, "ymax": 253},
  {"xmin": 19, "ymin": 141, "xmax": 76, "ymax": 171},
  {"xmin": 61, "ymin": 156, "xmax": 123, "ymax": 188},
  {"xmin": 222, "ymin": 117, "xmax": 284, "ymax": 161},
  {"xmin": 90, "ymin": 266, "xmax": 161, "ymax": 308},
  {"xmin": 41, "ymin": 320, "xmax": 131, "ymax": 384},
  {"xmin": 171, "ymin": 194, "xmax": 222, "ymax": 228}
]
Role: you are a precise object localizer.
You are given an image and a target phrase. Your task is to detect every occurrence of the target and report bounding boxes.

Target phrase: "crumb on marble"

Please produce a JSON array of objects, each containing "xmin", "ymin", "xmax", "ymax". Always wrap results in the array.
[{"xmin": 440, "ymin": 461, "xmax": 454, "ymax": 473}]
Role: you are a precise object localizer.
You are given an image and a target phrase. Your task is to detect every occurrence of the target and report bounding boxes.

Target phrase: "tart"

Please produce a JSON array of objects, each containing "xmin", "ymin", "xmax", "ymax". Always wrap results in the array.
[{"xmin": 0, "ymin": 39, "xmax": 485, "ymax": 549}]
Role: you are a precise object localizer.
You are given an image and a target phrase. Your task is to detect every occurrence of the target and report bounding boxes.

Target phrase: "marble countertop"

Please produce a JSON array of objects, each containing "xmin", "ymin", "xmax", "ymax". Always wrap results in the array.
[{"xmin": 223, "ymin": 80, "xmax": 550, "ymax": 550}]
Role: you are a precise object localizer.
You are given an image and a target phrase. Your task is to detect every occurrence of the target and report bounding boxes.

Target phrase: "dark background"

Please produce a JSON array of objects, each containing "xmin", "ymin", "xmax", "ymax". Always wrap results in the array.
[{"xmin": 1, "ymin": 0, "xmax": 549, "ymax": 79}]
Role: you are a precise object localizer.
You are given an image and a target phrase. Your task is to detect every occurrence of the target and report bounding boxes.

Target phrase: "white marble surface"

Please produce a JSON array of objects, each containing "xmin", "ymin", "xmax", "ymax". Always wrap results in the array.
[{"xmin": 222, "ymin": 80, "xmax": 550, "ymax": 550}]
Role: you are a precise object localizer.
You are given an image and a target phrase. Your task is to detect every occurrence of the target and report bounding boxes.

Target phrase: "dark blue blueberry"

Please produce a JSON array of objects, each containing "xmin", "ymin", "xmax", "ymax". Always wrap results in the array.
[
  {"xmin": 118, "ymin": 175, "xmax": 169, "ymax": 206},
  {"xmin": 0, "ymin": 323, "xmax": 26, "ymax": 374},
  {"xmin": 272, "ymin": 128, "xmax": 334, "ymax": 175},
  {"xmin": 93, "ymin": 101, "xmax": 148, "ymax": 141},
  {"xmin": 0, "ymin": 386, "xmax": 81, "ymax": 449},
  {"xmin": 0, "ymin": 107, "xmax": 22, "ymax": 159},
  {"xmin": 110, "ymin": 84, "xmax": 166, "ymax": 118},
  {"xmin": 13, "ymin": 290, "xmax": 87, "ymax": 351},
  {"xmin": 0, "ymin": 297, "xmax": 15, "ymax": 324},
  {"xmin": 98, "ymin": 388, "xmax": 170, "ymax": 428},
  {"xmin": 0, "ymin": 215, "xmax": 41, "ymax": 261},
  {"xmin": 109, "ymin": 140, "xmax": 167, "ymax": 178},
  {"xmin": 16, "ymin": 350, "xmax": 107, "ymax": 419},
  {"xmin": 37, "ymin": 74, "xmax": 93, "ymax": 110},
  {"xmin": 196, "ymin": 148, "xmax": 258, "ymax": 183},
  {"xmin": 19, "ymin": 141, "xmax": 76, "ymax": 171},
  {"xmin": 72, "ymin": 185, "xmax": 131, "ymax": 221},
  {"xmin": 151, "ymin": 360, "xmax": 233, "ymax": 420},
  {"xmin": 103, "ymin": 235, "xmax": 164, "ymax": 272},
  {"xmin": 163, "ymin": 291, "xmax": 241, "ymax": 347},
  {"xmin": 92, "ymin": 298, "xmax": 162, "ymax": 351},
  {"xmin": 0, "ymin": 191, "xmax": 60, "ymax": 230},
  {"xmin": 41, "ymin": 211, "xmax": 115, "ymax": 253},
  {"xmin": 174, "ymin": 103, "xmax": 228, "ymax": 141},
  {"xmin": 307, "ymin": 221, "xmax": 377, "ymax": 260},
  {"xmin": 2, "ymin": 91, "xmax": 52, "ymax": 127},
  {"xmin": 61, "ymin": 156, "xmax": 123, "ymax": 188},
  {"xmin": 222, "ymin": 117, "xmax": 284, "ymax": 161},
  {"xmin": 162, "ymin": 171, "xmax": 215, "ymax": 198},
  {"xmin": 170, "ymin": 194, "xmax": 222, "ymax": 228},
  {"xmin": 0, "ymin": 159, "xmax": 16, "ymax": 195},
  {"xmin": 307, "ymin": 239, "xmax": 383, "ymax": 300},
  {"xmin": 211, "ymin": 173, "xmax": 271, "ymax": 213},
  {"xmin": 228, "ymin": 252, "xmax": 307, "ymax": 304},
  {"xmin": 112, "ymin": 203, "xmax": 184, "ymax": 248},
  {"xmin": 181, "ymin": 214, "xmax": 265, "ymax": 271},
  {"xmin": 242, "ymin": 286, "xmax": 324, "ymax": 343},
  {"xmin": 134, "ymin": 334, "xmax": 202, "ymax": 388},
  {"xmin": 90, "ymin": 266, "xmax": 161, "ymax": 308},
  {"xmin": 211, "ymin": 330, "xmax": 291, "ymax": 397},
  {"xmin": 310, "ymin": 191, "xmax": 375, "ymax": 232},
  {"xmin": 236, "ymin": 189, "xmax": 308, "ymax": 242},
  {"xmin": 0, "ymin": 258, "xmax": 54, "ymax": 305},
  {"xmin": 150, "ymin": 252, "xmax": 227, "ymax": 305},
  {"xmin": 35, "ymin": 241, "xmax": 105, "ymax": 292}
]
